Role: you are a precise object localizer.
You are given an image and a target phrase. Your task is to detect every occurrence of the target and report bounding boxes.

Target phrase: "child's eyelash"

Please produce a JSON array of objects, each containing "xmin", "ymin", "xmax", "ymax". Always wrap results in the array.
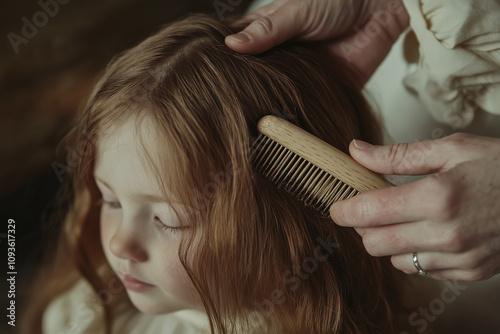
[
  {"xmin": 97, "ymin": 198, "xmax": 182, "ymax": 233},
  {"xmin": 155, "ymin": 218, "xmax": 182, "ymax": 233},
  {"xmin": 96, "ymin": 198, "xmax": 121, "ymax": 209}
]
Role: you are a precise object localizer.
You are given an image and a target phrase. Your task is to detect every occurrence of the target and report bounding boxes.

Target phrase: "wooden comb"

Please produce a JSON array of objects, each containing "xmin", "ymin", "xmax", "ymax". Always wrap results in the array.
[{"xmin": 250, "ymin": 115, "xmax": 392, "ymax": 217}]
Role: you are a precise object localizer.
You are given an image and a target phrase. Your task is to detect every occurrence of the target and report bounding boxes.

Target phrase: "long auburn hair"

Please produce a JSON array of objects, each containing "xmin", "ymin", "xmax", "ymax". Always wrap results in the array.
[{"xmin": 24, "ymin": 13, "xmax": 424, "ymax": 334}]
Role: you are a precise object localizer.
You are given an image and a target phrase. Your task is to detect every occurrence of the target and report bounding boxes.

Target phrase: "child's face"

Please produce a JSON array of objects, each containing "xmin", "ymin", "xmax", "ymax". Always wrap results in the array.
[{"xmin": 94, "ymin": 117, "xmax": 201, "ymax": 314}]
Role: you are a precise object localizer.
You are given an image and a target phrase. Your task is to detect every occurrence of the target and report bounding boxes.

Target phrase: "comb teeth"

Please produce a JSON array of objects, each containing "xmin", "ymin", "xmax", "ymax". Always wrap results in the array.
[{"xmin": 250, "ymin": 134, "xmax": 359, "ymax": 217}]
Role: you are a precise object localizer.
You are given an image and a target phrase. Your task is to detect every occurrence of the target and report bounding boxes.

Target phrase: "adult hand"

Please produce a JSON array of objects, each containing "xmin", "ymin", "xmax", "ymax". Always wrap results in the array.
[
  {"xmin": 330, "ymin": 133, "xmax": 500, "ymax": 281},
  {"xmin": 225, "ymin": 0, "xmax": 409, "ymax": 85}
]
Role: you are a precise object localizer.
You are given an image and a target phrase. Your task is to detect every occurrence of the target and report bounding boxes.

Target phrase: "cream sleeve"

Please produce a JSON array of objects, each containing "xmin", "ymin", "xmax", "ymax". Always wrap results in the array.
[
  {"xmin": 42, "ymin": 278, "xmax": 211, "ymax": 334},
  {"xmin": 402, "ymin": 0, "xmax": 500, "ymax": 129},
  {"xmin": 42, "ymin": 280, "xmax": 106, "ymax": 334}
]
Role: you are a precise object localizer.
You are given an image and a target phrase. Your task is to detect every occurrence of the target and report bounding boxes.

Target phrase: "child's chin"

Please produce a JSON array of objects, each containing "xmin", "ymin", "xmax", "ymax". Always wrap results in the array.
[{"xmin": 129, "ymin": 294, "xmax": 184, "ymax": 315}]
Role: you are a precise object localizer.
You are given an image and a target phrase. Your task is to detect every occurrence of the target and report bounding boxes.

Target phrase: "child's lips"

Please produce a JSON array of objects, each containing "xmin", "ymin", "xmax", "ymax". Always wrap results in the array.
[{"xmin": 121, "ymin": 273, "xmax": 155, "ymax": 293}]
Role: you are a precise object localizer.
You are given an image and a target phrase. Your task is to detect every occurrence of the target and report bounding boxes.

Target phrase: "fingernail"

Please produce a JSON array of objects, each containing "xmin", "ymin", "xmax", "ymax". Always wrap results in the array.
[
  {"xmin": 228, "ymin": 32, "xmax": 251, "ymax": 43},
  {"xmin": 353, "ymin": 139, "xmax": 374, "ymax": 150}
]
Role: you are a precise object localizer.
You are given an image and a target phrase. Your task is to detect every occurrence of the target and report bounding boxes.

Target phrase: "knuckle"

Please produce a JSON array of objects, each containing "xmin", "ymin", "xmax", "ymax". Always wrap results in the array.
[
  {"xmin": 440, "ymin": 133, "xmax": 475, "ymax": 154},
  {"xmin": 463, "ymin": 247, "xmax": 490, "ymax": 269},
  {"xmin": 461, "ymin": 251, "xmax": 481, "ymax": 270},
  {"xmin": 383, "ymin": 186, "xmax": 408, "ymax": 212},
  {"xmin": 384, "ymin": 228, "xmax": 402, "ymax": 251},
  {"xmin": 386, "ymin": 143, "xmax": 410, "ymax": 172},
  {"xmin": 255, "ymin": 15, "xmax": 275, "ymax": 35},
  {"xmin": 354, "ymin": 199, "xmax": 370, "ymax": 223},
  {"xmin": 426, "ymin": 174, "xmax": 458, "ymax": 221},
  {"xmin": 443, "ymin": 132, "xmax": 471, "ymax": 147},
  {"xmin": 441, "ymin": 226, "xmax": 469, "ymax": 252},
  {"xmin": 242, "ymin": 13, "xmax": 261, "ymax": 24}
]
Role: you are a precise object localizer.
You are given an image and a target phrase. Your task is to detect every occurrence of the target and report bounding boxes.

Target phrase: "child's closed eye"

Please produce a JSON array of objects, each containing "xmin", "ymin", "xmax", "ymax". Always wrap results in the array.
[
  {"xmin": 154, "ymin": 209, "xmax": 189, "ymax": 234},
  {"xmin": 96, "ymin": 198, "xmax": 122, "ymax": 209},
  {"xmin": 154, "ymin": 217, "xmax": 184, "ymax": 234},
  {"xmin": 96, "ymin": 197, "xmax": 184, "ymax": 233}
]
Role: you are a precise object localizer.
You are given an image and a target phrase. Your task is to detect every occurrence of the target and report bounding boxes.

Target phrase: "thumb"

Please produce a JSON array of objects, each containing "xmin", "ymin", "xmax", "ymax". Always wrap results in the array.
[
  {"xmin": 348, "ymin": 139, "xmax": 453, "ymax": 175},
  {"xmin": 225, "ymin": 2, "xmax": 306, "ymax": 55}
]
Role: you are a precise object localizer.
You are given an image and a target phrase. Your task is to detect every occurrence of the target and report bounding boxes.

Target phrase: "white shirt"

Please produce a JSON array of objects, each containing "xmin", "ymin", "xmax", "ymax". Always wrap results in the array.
[
  {"xmin": 402, "ymin": 0, "xmax": 500, "ymax": 129},
  {"xmin": 42, "ymin": 279, "xmax": 210, "ymax": 334}
]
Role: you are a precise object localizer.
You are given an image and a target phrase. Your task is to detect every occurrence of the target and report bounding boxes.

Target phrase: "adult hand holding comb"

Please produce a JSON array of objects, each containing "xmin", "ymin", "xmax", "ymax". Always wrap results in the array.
[
  {"xmin": 229, "ymin": 0, "xmax": 500, "ymax": 282},
  {"xmin": 329, "ymin": 134, "xmax": 500, "ymax": 282}
]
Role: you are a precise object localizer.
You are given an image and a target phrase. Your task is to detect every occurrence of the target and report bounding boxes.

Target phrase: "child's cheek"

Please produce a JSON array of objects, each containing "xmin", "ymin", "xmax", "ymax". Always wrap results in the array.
[
  {"xmin": 157, "ymin": 245, "xmax": 202, "ymax": 307},
  {"xmin": 99, "ymin": 208, "xmax": 119, "ymax": 262}
]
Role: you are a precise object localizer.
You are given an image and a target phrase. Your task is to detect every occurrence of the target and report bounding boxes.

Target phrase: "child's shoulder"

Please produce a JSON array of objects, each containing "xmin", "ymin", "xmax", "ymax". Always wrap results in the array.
[{"xmin": 42, "ymin": 278, "xmax": 210, "ymax": 334}]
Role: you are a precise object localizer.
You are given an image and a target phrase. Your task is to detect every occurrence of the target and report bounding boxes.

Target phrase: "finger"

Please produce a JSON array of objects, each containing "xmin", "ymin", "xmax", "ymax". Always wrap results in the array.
[
  {"xmin": 359, "ymin": 221, "xmax": 442, "ymax": 257},
  {"xmin": 348, "ymin": 139, "xmax": 449, "ymax": 176},
  {"xmin": 330, "ymin": 178, "xmax": 434, "ymax": 228},
  {"xmin": 348, "ymin": 134, "xmax": 500, "ymax": 176},
  {"xmin": 391, "ymin": 252, "xmax": 462, "ymax": 274},
  {"xmin": 225, "ymin": 1, "xmax": 307, "ymax": 54},
  {"xmin": 392, "ymin": 251, "xmax": 500, "ymax": 280},
  {"xmin": 235, "ymin": 0, "xmax": 288, "ymax": 24},
  {"xmin": 427, "ymin": 268, "xmax": 497, "ymax": 282}
]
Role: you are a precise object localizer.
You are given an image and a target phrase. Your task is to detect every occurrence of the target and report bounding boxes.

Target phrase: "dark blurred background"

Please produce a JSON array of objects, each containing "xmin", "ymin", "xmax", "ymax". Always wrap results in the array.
[{"xmin": 0, "ymin": 1, "xmax": 252, "ymax": 332}]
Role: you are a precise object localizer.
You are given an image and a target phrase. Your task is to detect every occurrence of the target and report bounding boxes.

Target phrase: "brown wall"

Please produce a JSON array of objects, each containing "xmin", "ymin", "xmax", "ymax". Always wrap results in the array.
[{"xmin": 0, "ymin": 0, "xmax": 251, "ymax": 197}]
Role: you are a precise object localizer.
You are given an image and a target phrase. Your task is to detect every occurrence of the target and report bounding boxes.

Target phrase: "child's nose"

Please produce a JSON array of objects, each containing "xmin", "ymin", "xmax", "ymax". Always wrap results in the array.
[{"xmin": 109, "ymin": 223, "xmax": 148, "ymax": 262}]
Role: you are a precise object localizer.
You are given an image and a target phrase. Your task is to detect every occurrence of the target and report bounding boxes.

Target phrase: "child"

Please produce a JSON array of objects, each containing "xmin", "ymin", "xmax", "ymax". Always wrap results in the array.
[{"xmin": 24, "ymin": 13, "xmax": 434, "ymax": 334}]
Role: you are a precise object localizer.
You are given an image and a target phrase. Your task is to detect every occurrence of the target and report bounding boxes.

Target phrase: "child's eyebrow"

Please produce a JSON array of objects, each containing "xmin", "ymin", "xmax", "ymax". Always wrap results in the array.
[{"xmin": 94, "ymin": 175, "xmax": 171, "ymax": 203}]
